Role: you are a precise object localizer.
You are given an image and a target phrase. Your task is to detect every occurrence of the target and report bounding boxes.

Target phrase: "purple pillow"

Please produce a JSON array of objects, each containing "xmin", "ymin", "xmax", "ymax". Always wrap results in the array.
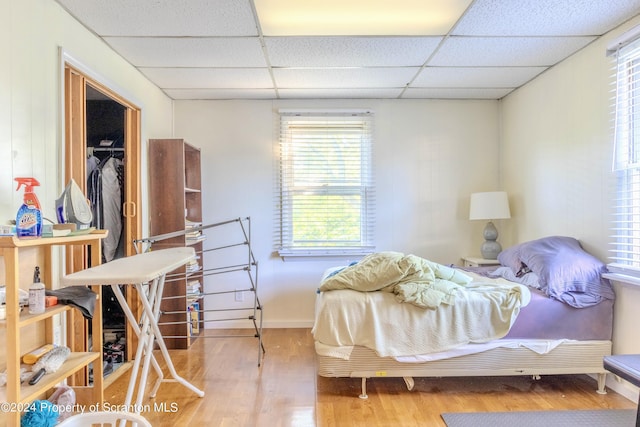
[
  {"xmin": 498, "ymin": 243, "xmax": 525, "ymax": 274},
  {"xmin": 515, "ymin": 236, "xmax": 614, "ymax": 307}
]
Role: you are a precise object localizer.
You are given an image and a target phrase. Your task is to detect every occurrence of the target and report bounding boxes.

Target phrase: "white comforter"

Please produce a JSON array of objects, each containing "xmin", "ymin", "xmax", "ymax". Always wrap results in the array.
[{"xmin": 313, "ymin": 266, "xmax": 531, "ymax": 358}]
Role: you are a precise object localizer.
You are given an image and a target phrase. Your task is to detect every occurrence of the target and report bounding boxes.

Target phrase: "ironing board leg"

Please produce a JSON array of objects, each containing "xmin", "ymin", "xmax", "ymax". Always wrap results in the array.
[
  {"xmin": 110, "ymin": 283, "xmax": 164, "ymax": 409},
  {"xmin": 149, "ymin": 276, "xmax": 168, "ymax": 398},
  {"xmin": 136, "ymin": 275, "xmax": 167, "ymax": 403},
  {"xmin": 111, "ymin": 284, "xmax": 146, "ymax": 409},
  {"xmin": 135, "ymin": 281, "xmax": 205, "ymax": 397},
  {"xmin": 135, "ymin": 301, "xmax": 157, "ymax": 410},
  {"xmin": 110, "ymin": 282, "xmax": 164, "ymax": 378}
]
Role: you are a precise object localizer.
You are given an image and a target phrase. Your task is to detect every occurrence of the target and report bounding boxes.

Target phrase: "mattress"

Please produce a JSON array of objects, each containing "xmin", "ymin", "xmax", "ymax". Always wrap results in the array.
[
  {"xmin": 505, "ymin": 286, "xmax": 613, "ymax": 340},
  {"xmin": 313, "ymin": 274, "xmax": 613, "ymax": 361}
]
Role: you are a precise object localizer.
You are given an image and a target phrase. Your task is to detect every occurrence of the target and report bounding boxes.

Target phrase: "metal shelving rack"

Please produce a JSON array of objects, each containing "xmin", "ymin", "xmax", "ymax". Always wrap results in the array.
[{"xmin": 133, "ymin": 216, "xmax": 264, "ymax": 366}]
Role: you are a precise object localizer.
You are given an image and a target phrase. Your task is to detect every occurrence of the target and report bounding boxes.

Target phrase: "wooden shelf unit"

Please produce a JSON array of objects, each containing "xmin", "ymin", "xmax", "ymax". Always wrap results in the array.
[
  {"xmin": 148, "ymin": 138, "xmax": 204, "ymax": 349},
  {"xmin": 0, "ymin": 231, "xmax": 107, "ymax": 427}
]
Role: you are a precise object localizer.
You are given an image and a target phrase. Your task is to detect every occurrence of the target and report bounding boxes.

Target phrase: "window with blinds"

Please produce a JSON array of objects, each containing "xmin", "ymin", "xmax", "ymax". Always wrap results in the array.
[
  {"xmin": 609, "ymin": 34, "xmax": 640, "ymax": 277},
  {"xmin": 276, "ymin": 111, "xmax": 375, "ymax": 258}
]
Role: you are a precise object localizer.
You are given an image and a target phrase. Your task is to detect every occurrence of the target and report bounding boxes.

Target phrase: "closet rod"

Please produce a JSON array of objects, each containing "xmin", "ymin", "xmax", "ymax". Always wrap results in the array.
[{"xmin": 92, "ymin": 147, "xmax": 124, "ymax": 151}]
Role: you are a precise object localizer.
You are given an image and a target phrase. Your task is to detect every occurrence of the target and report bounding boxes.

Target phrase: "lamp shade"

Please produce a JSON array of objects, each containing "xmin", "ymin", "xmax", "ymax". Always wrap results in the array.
[{"xmin": 469, "ymin": 191, "xmax": 511, "ymax": 220}]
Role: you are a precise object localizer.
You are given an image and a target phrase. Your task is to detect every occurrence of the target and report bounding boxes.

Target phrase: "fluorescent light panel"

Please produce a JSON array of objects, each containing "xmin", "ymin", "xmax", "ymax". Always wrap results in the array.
[{"xmin": 254, "ymin": 0, "xmax": 473, "ymax": 36}]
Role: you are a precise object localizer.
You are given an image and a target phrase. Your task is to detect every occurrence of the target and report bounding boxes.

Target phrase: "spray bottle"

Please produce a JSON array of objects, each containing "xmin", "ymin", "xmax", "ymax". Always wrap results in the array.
[
  {"xmin": 29, "ymin": 266, "xmax": 45, "ymax": 315},
  {"xmin": 15, "ymin": 177, "xmax": 42, "ymax": 239}
]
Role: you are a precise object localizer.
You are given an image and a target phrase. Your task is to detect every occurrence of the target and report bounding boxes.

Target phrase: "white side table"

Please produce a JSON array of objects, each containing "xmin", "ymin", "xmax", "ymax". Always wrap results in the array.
[{"xmin": 461, "ymin": 256, "xmax": 501, "ymax": 267}]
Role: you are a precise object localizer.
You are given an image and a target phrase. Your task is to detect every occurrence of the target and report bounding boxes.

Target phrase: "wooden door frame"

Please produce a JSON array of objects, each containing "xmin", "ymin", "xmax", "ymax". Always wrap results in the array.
[{"xmin": 62, "ymin": 54, "xmax": 142, "ymax": 381}]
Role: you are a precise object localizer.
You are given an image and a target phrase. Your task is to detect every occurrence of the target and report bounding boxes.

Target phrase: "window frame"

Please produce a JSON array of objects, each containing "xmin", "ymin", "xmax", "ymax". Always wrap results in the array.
[
  {"xmin": 609, "ymin": 33, "xmax": 640, "ymax": 279},
  {"xmin": 276, "ymin": 110, "xmax": 375, "ymax": 260}
]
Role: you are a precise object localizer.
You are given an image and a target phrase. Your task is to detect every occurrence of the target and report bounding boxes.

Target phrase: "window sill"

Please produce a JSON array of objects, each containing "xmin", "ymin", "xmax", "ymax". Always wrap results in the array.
[
  {"xmin": 602, "ymin": 272, "xmax": 640, "ymax": 288},
  {"xmin": 278, "ymin": 248, "xmax": 373, "ymax": 262}
]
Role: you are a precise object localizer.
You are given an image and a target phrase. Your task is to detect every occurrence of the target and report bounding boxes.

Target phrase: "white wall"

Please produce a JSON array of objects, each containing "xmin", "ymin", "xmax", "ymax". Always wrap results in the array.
[
  {"xmin": 500, "ymin": 15, "xmax": 640, "ymax": 400},
  {"xmin": 0, "ymin": 0, "xmax": 174, "ymax": 237},
  {"xmin": 173, "ymin": 99, "xmax": 501, "ymax": 327}
]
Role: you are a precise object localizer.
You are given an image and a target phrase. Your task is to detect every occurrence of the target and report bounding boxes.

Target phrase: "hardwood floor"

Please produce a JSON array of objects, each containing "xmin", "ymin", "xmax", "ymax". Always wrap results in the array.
[{"xmin": 105, "ymin": 329, "xmax": 635, "ymax": 426}]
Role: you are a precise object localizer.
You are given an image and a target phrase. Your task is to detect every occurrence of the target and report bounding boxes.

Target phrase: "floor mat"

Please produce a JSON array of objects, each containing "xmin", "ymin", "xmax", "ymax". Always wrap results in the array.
[{"xmin": 442, "ymin": 409, "xmax": 636, "ymax": 427}]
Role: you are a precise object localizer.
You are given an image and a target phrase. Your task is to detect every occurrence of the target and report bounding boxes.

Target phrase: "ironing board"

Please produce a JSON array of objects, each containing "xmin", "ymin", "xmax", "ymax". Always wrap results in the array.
[{"xmin": 62, "ymin": 247, "xmax": 205, "ymax": 411}]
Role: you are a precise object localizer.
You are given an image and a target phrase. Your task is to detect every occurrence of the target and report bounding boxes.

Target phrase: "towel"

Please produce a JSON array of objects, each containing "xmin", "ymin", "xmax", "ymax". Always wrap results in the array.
[{"xmin": 46, "ymin": 286, "xmax": 97, "ymax": 319}]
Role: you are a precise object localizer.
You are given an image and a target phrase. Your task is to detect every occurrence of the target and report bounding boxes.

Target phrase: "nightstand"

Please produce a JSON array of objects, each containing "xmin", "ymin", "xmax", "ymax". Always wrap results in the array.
[{"xmin": 461, "ymin": 256, "xmax": 501, "ymax": 267}]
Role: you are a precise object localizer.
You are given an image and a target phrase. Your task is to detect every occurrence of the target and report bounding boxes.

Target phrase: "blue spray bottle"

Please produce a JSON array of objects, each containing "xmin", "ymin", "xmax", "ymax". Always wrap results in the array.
[{"xmin": 15, "ymin": 177, "xmax": 43, "ymax": 238}]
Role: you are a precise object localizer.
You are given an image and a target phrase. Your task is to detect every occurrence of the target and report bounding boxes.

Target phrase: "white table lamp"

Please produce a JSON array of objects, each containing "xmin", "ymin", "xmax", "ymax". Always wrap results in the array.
[{"xmin": 469, "ymin": 191, "xmax": 511, "ymax": 259}]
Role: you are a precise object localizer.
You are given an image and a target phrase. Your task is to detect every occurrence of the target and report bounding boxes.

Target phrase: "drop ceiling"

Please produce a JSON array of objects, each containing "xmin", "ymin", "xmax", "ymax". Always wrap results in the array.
[{"xmin": 56, "ymin": 0, "xmax": 640, "ymax": 100}]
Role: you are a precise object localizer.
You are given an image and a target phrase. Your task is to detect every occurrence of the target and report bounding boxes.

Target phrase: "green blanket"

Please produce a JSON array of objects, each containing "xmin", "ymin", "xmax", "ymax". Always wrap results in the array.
[{"xmin": 319, "ymin": 252, "xmax": 474, "ymax": 309}]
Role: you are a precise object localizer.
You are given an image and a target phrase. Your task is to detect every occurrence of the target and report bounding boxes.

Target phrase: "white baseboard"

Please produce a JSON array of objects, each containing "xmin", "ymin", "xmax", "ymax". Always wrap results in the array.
[
  {"xmin": 601, "ymin": 372, "xmax": 639, "ymax": 403},
  {"xmin": 203, "ymin": 320, "xmax": 314, "ymax": 329}
]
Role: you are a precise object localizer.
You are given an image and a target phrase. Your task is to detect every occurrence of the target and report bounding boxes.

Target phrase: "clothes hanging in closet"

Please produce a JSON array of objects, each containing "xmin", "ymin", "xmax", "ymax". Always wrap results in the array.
[
  {"xmin": 87, "ymin": 154, "xmax": 100, "ymax": 179},
  {"xmin": 87, "ymin": 154, "xmax": 124, "ymax": 262}
]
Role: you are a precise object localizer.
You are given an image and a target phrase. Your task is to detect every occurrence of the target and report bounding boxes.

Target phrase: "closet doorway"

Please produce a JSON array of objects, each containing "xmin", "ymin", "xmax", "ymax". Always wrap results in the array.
[{"xmin": 63, "ymin": 63, "xmax": 142, "ymax": 385}]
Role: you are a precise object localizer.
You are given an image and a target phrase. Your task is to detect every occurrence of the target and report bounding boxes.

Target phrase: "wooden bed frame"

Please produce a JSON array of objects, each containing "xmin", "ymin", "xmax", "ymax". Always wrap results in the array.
[{"xmin": 316, "ymin": 340, "xmax": 612, "ymax": 398}]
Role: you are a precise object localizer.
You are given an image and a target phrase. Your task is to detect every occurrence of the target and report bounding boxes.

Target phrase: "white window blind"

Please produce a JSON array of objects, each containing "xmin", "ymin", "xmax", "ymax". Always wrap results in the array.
[
  {"xmin": 276, "ymin": 111, "xmax": 375, "ymax": 258},
  {"xmin": 609, "ymin": 35, "xmax": 640, "ymax": 277}
]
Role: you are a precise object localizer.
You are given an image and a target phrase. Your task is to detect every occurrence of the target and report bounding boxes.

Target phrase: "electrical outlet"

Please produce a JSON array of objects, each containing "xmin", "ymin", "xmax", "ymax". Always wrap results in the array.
[{"xmin": 235, "ymin": 289, "xmax": 244, "ymax": 302}]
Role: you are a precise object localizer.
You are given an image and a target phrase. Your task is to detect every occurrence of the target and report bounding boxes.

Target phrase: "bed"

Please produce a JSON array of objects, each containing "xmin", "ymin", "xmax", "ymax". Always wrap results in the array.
[{"xmin": 312, "ymin": 236, "xmax": 615, "ymax": 398}]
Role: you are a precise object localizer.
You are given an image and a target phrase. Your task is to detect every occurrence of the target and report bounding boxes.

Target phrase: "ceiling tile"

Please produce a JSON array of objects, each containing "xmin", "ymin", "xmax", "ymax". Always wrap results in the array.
[
  {"xmin": 53, "ymin": 0, "xmax": 640, "ymax": 100},
  {"xmin": 411, "ymin": 66, "xmax": 547, "ymax": 88},
  {"xmin": 103, "ymin": 37, "xmax": 267, "ymax": 67},
  {"xmin": 139, "ymin": 68, "xmax": 273, "ymax": 89},
  {"xmin": 454, "ymin": 0, "xmax": 640, "ymax": 36},
  {"xmin": 265, "ymin": 37, "xmax": 442, "ymax": 67},
  {"xmin": 57, "ymin": 0, "xmax": 258, "ymax": 36},
  {"xmin": 278, "ymin": 88, "xmax": 404, "ymax": 98},
  {"xmin": 254, "ymin": 0, "xmax": 472, "ymax": 36},
  {"xmin": 164, "ymin": 88, "xmax": 277, "ymax": 100},
  {"xmin": 273, "ymin": 67, "xmax": 419, "ymax": 88},
  {"xmin": 429, "ymin": 36, "xmax": 596, "ymax": 67},
  {"xmin": 402, "ymin": 87, "xmax": 513, "ymax": 99}
]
